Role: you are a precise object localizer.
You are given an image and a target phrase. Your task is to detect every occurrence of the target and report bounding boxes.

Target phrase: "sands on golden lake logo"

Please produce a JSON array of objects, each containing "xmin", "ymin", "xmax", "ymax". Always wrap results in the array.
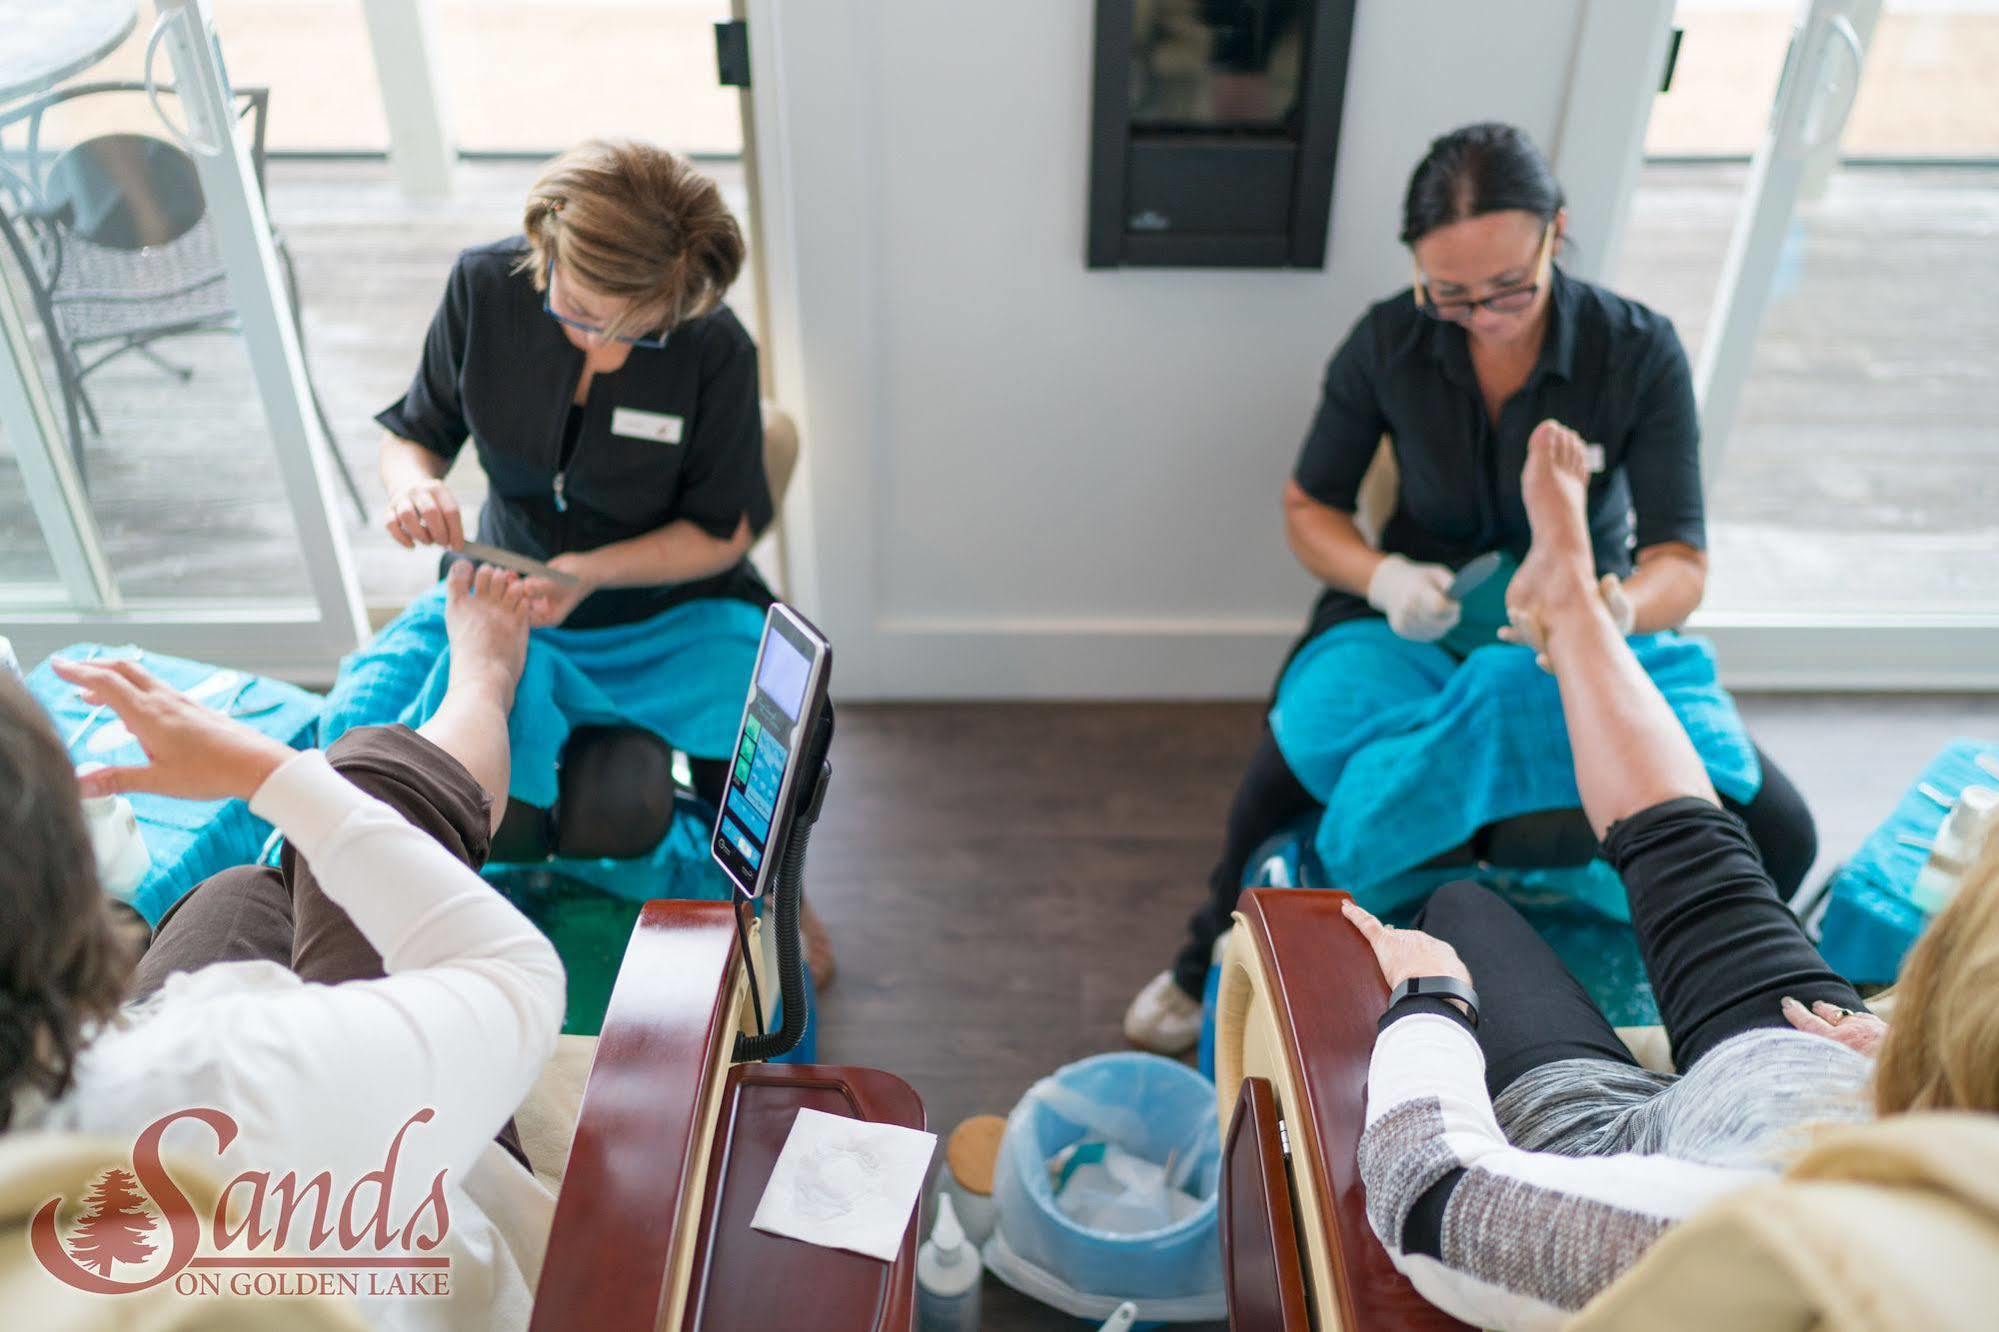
[{"xmin": 32, "ymin": 1106, "xmax": 453, "ymax": 1300}]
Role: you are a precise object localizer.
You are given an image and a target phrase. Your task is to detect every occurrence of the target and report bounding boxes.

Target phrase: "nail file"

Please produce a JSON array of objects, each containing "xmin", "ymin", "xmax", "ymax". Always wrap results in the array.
[
  {"xmin": 460, "ymin": 541, "xmax": 581, "ymax": 587},
  {"xmin": 1447, "ymin": 551, "xmax": 1504, "ymax": 601}
]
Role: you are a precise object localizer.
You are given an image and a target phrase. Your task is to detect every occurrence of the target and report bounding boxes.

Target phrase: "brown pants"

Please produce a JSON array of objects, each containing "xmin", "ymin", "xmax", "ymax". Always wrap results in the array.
[{"xmin": 132, "ymin": 724, "xmax": 531, "ymax": 1168}]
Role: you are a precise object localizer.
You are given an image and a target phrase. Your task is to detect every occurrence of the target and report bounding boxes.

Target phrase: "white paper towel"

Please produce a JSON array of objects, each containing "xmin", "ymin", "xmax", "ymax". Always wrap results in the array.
[{"xmin": 750, "ymin": 1107, "xmax": 938, "ymax": 1262}]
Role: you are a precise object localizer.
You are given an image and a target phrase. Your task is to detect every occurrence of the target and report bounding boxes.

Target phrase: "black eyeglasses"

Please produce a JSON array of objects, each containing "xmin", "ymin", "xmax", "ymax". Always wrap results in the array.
[
  {"xmin": 543, "ymin": 261, "xmax": 671, "ymax": 349},
  {"xmin": 1413, "ymin": 225, "xmax": 1554, "ymax": 322}
]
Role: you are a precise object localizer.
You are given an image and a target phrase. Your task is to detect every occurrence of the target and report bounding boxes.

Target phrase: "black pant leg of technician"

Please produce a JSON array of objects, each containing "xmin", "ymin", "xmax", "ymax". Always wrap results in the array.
[
  {"xmin": 1410, "ymin": 880, "xmax": 1641, "ymax": 1099},
  {"xmin": 1171, "ymin": 724, "xmax": 1321, "ymax": 999},
  {"xmin": 1605, "ymin": 796, "xmax": 1865, "ymax": 1071},
  {"xmin": 687, "ymin": 755, "xmax": 731, "ymax": 810},
  {"xmin": 1716, "ymin": 743, "xmax": 1818, "ymax": 902}
]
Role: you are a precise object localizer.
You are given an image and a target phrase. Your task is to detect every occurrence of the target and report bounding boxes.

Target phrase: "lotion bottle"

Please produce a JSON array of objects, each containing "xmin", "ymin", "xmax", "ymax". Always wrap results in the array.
[{"xmin": 916, "ymin": 1191, "xmax": 982, "ymax": 1332}]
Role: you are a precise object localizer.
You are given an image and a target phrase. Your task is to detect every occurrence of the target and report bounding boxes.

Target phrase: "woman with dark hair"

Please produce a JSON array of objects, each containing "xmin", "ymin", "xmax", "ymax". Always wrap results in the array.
[
  {"xmin": 4, "ymin": 565, "xmax": 566, "ymax": 1329},
  {"xmin": 1128, "ymin": 122, "xmax": 1814, "ymax": 1052}
]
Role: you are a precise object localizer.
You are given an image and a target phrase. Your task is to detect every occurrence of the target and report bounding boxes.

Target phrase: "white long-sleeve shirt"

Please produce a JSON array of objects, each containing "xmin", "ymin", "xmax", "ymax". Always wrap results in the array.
[
  {"xmin": 1356, "ymin": 1012, "xmax": 1865, "ymax": 1331},
  {"xmin": 28, "ymin": 750, "xmax": 567, "ymax": 1331}
]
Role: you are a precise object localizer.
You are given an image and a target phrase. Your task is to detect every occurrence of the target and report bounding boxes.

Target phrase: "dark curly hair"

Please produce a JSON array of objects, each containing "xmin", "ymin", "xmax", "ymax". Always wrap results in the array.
[{"xmin": 0, "ymin": 673, "xmax": 133, "ymax": 1123}]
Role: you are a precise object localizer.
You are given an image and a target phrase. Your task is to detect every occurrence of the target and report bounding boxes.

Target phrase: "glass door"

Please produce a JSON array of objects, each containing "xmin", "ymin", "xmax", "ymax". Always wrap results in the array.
[
  {"xmin": 1616, "ymin": 0, "xmax": 1999, "ymax": 682},
  {"xmin": 0, "ymin": 0, "xmax": 364, "ymax": 678}
]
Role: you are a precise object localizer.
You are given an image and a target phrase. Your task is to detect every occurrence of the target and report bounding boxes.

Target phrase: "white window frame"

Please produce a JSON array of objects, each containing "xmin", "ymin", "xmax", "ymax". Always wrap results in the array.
[{"xmin": 2, "ymin": 0, "xmax": 365, "ymax": 681}]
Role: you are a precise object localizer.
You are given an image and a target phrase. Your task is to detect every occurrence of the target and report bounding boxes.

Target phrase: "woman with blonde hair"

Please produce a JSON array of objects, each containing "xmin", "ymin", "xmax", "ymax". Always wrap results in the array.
[
  {"xmin": 320, "ymin": 141, "xmax": 829, "ymax": 966},
  {"xmin": 1343, "ymin": 426, "xmax": 1998, "ymax": 1330}
]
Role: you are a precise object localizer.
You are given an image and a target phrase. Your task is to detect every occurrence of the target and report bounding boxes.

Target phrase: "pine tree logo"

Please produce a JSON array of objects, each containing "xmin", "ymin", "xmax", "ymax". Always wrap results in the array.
[{"xmin": 65, "ymin": 1168, "xmax": 158, "ymax": 1277}]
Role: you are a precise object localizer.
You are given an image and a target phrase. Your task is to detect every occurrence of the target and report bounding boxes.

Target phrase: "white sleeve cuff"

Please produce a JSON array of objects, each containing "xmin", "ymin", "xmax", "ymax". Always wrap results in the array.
[
  {"xmin": 248, "ymin": 749, "xmax": 365, "ymax": 855},
  {"xmin": 1366, "ymin": 1011, "xmax": 1495, "ymax": 1129}
]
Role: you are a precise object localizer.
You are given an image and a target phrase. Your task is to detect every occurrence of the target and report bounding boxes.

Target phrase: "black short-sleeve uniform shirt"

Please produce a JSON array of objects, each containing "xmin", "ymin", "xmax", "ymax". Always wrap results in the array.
[
  {"xmin": 1291, "ymin": 267, "xmax": 1704, "ymax": 647},
  {"xmin": 376, "ymin": 237, "xmax": 775, "ymax": 630}
]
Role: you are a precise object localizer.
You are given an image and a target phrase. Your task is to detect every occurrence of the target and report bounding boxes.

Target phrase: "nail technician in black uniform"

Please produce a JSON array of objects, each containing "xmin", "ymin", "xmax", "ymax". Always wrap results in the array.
[
  {"xmin": 1124, "ymin": 124, "xmax": 1818, "ymax": 1053},
  {"xmin": 356, "ymin": 140, "xmax": 773, "ymax": 863}
]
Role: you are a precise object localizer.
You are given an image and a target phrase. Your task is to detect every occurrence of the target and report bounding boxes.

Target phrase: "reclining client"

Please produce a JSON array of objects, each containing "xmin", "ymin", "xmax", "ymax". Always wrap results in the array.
[
  {"xmin": 1345, "ymin": 428, "xmax": 1999, "ymax": 1329},
  {"xmin": 3, "ymin": 564, "xmax": 562, "ymax": 1331}
]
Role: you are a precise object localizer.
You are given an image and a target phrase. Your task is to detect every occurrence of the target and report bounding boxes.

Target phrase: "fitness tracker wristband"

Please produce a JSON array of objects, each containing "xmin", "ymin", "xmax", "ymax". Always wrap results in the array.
[{"xmin": 1387, "ymin": 975, "xmax": 1481, "ymax": 1028}]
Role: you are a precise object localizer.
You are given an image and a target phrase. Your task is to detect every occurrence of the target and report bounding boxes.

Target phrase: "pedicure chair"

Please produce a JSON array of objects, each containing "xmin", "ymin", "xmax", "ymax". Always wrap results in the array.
[
  {"xmin": 530, "ymin": 603, "xmax": 924, "ymax": 1332},
  {"xmin": 528, "ymin": 898, "xmax": 923, "ymax": 1332},
  {"xmin": 1207, "ymin": 885, "xmax": 1697, "ymax": 1331},
  {"xmin": 1211, "ymin": 887, "xmax": 1472, "ymax": 1331}
]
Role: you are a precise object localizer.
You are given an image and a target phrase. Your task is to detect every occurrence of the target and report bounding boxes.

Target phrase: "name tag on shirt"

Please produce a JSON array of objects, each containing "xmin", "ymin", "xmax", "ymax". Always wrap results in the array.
[{"xmin": 611, "ymin": 407, "xmax": 684, "ymax": 445}]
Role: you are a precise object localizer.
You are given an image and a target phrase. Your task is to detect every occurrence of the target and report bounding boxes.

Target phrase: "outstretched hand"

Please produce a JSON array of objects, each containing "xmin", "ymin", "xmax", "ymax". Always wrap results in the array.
[{"xmin": 50, "ymin": 658, "xmax": 294, "ymax": 804}]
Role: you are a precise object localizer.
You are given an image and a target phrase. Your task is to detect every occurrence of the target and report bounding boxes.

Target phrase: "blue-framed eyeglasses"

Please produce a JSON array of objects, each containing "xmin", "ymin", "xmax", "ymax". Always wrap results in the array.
[{"xmin": 543, "ymin": 260, "xmax": 671, "ymax": 349}]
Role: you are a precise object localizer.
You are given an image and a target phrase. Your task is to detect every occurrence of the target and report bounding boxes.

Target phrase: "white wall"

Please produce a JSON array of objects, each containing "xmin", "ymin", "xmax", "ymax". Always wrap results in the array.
[{"xmin": 750, "ymin": 0, "xmax": 1674, "ymax": 698}]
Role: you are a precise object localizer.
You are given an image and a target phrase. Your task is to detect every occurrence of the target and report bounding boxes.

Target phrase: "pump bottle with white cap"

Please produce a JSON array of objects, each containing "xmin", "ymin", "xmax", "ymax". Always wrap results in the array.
[
  {"xmin": 916, "ymin": 1190, "xmax": 982, "ymax": 1332},
  {"xmin": 74, "ymin": 762, "xmax": 152, "ymax": 902}
]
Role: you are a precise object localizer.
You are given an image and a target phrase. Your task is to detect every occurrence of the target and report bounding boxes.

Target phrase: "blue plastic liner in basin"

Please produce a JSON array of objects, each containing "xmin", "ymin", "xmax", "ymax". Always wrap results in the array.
[{"xmin": 986, "ymin": 1053, "xmax": 1223, "ymax": 1321}]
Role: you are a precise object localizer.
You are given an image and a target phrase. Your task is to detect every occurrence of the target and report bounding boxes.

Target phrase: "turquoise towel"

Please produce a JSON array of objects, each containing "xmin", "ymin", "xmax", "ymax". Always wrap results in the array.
[
  {"xmin": 320, "ymin": 586, "xmax": 765, "ymax": 811},
  {"xmin": 1818, "ymin": 739, "xmax": 1999, "ymax": 986},
  {"xmin": 1272, "ymin": 618, "xmax": 1762, "ymax": 891},
  {"xmin": 26, "ymin": 645, "xmax": 323, "ymax": 926}
]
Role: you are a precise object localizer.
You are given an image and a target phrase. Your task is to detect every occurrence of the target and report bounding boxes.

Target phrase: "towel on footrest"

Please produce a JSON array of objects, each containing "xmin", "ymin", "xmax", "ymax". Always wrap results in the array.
[
  {"xmin": 1817, "ymin": 739, "xmax": 1999, "ymax": 986},
  {"xmin": 25, "ymin": 645, "xmax": 323, "ymax": 926},
  {"xmin": 1272, "ymin": 620, "xmax": 1762, "ymax": 891},
  {"xmin": 320, "ymin": 586, "xmax": 766, "ymax": 811}
]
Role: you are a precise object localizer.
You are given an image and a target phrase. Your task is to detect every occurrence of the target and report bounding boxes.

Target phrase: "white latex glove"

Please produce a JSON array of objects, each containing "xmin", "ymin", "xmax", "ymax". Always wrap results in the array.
[
  {"xmin": 1599, "ymin": 573, "xmax": 1636, "ymax": 636},
  {"xmin": 1366, "ymin": 554, "xmax": 1461, "ymax": 642}
]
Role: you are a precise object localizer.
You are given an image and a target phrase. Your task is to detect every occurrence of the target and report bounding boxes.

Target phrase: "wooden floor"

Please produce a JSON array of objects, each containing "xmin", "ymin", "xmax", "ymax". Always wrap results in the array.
[
  {"xmin": 804, "ymin": 689, "xmax": 1999, "ymax": 1330},
  {"xmin": 810, "ymin": 702, "xmax": 1258, "ymax": 1332}
]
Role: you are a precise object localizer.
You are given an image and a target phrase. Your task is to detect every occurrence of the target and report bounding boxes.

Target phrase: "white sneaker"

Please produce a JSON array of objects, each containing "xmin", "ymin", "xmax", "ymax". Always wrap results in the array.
[{"xmin": 1123, "ymin": 970, "xmax": 1204, "ymax": 1054}]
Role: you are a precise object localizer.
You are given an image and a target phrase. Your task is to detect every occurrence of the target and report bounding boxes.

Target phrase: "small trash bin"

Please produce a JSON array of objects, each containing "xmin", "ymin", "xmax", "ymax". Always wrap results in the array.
[{"xmin": 984, "ymin": 1052, "xmax": 1224, "ymax": 1323}]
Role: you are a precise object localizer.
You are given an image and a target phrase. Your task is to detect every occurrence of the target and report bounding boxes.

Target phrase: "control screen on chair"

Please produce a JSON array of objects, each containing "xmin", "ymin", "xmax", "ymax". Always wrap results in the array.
[{"xmin": 711, "ymin": 603, "xmax": 831, "ymax": 899}]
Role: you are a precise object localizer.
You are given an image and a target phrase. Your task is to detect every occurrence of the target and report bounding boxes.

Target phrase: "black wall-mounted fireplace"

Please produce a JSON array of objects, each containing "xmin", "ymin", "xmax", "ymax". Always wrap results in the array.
[{"xmin": 1086, "ymin": 0, "xmax": 1359, "ymax": 269}]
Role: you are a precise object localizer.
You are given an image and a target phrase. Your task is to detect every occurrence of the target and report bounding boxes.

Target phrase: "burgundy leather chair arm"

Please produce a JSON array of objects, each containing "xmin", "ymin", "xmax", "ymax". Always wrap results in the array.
[
  {"xmin": 530, "ymin": 900, "xmax": 741, "ymax": 1332},
  {"xmin": 1225, "ymin": 888, "xmax": 1472, "ymax": 1331},
  {"xmin": 1222, "ymin": 1075, "xmax": 1313, "ymax": 1331}
]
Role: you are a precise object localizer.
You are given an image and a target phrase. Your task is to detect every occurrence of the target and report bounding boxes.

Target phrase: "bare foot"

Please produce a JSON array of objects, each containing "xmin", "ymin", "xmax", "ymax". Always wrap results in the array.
[
  {"xmin": 1505, "ymin": 420, "xmax": 1601, "ymax": 655},
  {"xmin": 443, "ymin": 561, "xmax": 531, "ymax": 710}
]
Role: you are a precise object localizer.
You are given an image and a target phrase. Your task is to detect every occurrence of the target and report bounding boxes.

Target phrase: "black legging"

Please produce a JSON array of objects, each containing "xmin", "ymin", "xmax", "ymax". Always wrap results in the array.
[
  {"xmin": 1170, "ymin": 724, "xmax": 1819, "ymax": 998},
  {"xmin": 1413, "ymin": 798, "xmax": 1868, "ymax": 1096}
]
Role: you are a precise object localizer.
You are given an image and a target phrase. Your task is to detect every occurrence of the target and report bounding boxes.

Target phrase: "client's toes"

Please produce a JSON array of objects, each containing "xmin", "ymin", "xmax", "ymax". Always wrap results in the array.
[{"xmin": 1528, "ymin": 418, "xmax": 1588, "ymax": 478}]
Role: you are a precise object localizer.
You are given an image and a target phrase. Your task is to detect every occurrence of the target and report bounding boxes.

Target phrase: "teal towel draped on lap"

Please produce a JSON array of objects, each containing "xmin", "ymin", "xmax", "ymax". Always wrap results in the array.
[
  {"xmin": 27, "ymin": 645, "xmax": 323, "ymax": 925},
  {"xmin": 1271, "ymin": 618, "xmax": 1762, "ymax": 892},
  {"xmin": 320, "ymin": 585, "xmax": 765, "ymax": 811}
]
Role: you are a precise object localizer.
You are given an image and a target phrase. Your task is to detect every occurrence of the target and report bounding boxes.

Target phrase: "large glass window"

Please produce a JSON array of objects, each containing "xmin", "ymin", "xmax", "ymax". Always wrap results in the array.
[
  {"xmin": 1, "ymin": 3, "xmax": 364, "ymax": 676},
  {"xmin": 440, "ymin": 1, "xmax": 742, "ymax": 156},
  {"xmin": 1647, "ymin": 0, "xmax": 1999, "ymax": 158},
  {"xmin": 1617, "ymin": 1, "xmax": 1999, "ymax": 618},
  {"xmin": 0, "ymin": 84, "xmax": 316, "ymax": 604},
  {"xmin": 43, "ymin": 2, "xmax": 393, "ymax": 153}
]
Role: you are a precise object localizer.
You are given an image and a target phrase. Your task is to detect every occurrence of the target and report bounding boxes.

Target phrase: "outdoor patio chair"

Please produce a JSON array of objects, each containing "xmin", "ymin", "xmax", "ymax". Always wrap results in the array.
[{"xmin": 0, "ymin": 81, "xmax": 366, "ymax": 519}]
